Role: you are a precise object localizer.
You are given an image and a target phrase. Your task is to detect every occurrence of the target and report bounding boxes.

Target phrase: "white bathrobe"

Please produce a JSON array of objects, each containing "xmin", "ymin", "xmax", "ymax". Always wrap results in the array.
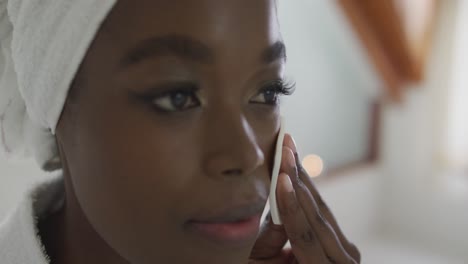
[
  {"xmin": 0, "ymin": 174, "xmax": 64, "ymax": 264},
  {"xmin": 0, "ymin": 1, "xmax": 117, "ymax": 260},
  {"xmin": 0, "ymin": 1, "xmax": 123, "ymax": 262}
]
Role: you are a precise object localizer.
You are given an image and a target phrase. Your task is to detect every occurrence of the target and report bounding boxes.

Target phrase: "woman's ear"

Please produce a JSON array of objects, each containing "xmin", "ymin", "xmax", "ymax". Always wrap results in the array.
[
  {"xmin": 56, "ymin": 69, "xmax": 85, "ymax": 141},
  {"xmin": 67, "ymin": 69, "xmax": 86, "ymax": 105},
  {"xmin": 54, "ymin": 124, "xmax": 73, "ymax": 180},
  {"xmin": 54, "ymin": 90, "xmax": 78, "ymax": 169}
]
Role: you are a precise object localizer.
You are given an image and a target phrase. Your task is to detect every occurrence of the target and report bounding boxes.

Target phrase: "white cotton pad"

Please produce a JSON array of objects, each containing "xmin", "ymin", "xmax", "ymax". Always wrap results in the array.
[{"xmin": 269, "ymin": 116, "xmax": 286, "ymax": 225}]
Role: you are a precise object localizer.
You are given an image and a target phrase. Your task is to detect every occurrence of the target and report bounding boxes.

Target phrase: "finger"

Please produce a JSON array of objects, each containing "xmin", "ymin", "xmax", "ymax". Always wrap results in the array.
[
  {"xmin": 294, "ymin": 151, "xmax": 360, "ymax": 261},
  {"xmin": 276, "ymin": 171, "xmax": 328, "ymax": 263},
  {"xmin": 283, "ymin": 134, "xmax": 346, "ymax": 234},
  {"xmin": 250, "ymin": 212, "xmax": 288, "ymax": 259},
  {"xmin": 294, "ymin": 176, "xmax": 356, "ymax": 263},
  {"xmin": 284, "ymin": 134, "xmax": 361, "ymax": 262},
  {"xmin": 249, "ymin": 249, "xmax": 295, "ymax": 264},
  {"xmin": 282, "ymin": 148, "xmax": 357, "ymax": 263}
]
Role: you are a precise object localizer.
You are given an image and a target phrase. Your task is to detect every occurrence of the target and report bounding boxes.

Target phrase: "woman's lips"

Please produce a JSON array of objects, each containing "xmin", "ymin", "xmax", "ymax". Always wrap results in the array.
[
  {"xmin": 188, "ymin": 214, "xmax": 262, "ymax": 245},
  {"xmin": 187, "ymin": 201, "xmax": 265, "ymax": 246}
]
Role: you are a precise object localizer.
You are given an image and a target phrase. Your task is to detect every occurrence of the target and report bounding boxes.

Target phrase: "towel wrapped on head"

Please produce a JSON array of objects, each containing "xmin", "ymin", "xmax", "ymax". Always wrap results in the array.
[{"xmin": 0, "ymin": 0, "xmax": 117, "ymax": 171}]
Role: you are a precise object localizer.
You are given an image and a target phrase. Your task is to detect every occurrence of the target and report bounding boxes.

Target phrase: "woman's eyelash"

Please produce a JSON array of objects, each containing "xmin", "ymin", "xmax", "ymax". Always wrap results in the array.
[
  {"xmin": 150, "ymin": 83, "xmax": 199, "ymax": 98},
  {"xmin": 134, "ymin": 83, "xmax": 198, "ymax": 102},
  {"xmin": 132, "ymin": 78, "xmax": 295, "ymax": 110},
  {"xmin": 262, "ymin": 79, "xmax": 296, "ymax": 96}
]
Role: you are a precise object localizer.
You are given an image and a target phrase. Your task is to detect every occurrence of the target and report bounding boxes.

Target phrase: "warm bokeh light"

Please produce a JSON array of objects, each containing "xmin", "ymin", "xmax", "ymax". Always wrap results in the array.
[{"xmin": 302, "ymin": 154, "xmax": 324, "ymax": 177}]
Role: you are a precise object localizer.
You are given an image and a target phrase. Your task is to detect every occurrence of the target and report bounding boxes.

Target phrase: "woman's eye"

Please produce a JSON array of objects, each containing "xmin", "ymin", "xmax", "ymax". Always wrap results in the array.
[
  {"xmin": 152, "ymin": 90, "xmax": 200, "ymax": 112},
  {"xmin": 250, "ymin": 80, "xmax": 296, "ymax": 105},
  {"xmin": 250, "ymin": 88, "xmax": 280, "ymax": 105}
]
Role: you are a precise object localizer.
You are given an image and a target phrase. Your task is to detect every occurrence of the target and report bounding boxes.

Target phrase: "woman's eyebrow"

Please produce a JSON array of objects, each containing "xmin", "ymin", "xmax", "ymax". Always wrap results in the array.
[
  {"xmin": 119, "ymin": 35, "xmax": 214, "ymax": 68},
  {"xmin": 119, "ymin": 35, "xmax": 287, "ymax": 69}
]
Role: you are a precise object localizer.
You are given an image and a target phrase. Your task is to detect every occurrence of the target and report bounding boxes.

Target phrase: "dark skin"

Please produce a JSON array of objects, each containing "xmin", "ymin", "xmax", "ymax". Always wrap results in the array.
[{"xmin": 39, "ymin": 0, "xmax": 360, "ymax": 263}]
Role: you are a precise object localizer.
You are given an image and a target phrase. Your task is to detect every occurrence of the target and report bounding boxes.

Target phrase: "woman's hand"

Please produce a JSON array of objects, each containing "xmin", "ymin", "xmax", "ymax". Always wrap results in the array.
[{"xmin": 249, "ymin": 134, "xmax": 361, "ymax": 264}]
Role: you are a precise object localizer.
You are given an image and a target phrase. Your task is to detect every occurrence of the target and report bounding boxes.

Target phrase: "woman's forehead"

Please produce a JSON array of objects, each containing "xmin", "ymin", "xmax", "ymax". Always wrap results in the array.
[{"xmin": 100, "ymin": 0, "xmax": 281, "ymax": 55}]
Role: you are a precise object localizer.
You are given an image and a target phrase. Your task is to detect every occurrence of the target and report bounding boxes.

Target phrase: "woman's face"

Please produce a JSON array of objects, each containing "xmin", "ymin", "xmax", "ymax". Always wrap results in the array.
[{"xmin": 57, "ymin": 0, "xmax": 288, "ymax": 263}]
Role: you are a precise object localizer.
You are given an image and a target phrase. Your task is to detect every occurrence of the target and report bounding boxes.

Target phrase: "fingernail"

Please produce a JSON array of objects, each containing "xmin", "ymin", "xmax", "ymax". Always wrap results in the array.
[
  {"xmin": 280, "ymin": 173, "xmax": 294, "ymax": 193},
  {"xmin": 290, "ymin": 135, "xmax": 298, "ymax": 153},
  {"xmin": 286, "ymin": 149, "xmax": 296, "ymax": 169},
  {"xmin": 285, "ymin": 134, "xmax": 297, "ymax": 153}
]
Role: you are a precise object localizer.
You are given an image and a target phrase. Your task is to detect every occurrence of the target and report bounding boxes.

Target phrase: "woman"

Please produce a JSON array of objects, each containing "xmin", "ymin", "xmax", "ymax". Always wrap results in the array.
[{"xmin": 0, "ymin": 0, "xmax": 360, "ymax": 263}]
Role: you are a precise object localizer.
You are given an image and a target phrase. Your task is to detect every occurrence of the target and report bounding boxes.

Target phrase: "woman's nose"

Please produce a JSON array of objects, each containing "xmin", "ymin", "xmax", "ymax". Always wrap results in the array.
[{"xmin": 202, "ymin": 114, "xmax": 265, "ymax": 179}]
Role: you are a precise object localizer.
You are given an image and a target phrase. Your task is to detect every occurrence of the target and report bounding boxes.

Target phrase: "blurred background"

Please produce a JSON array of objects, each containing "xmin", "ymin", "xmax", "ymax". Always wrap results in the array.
[
  {"xmin": 277, "ymin": 0, "xmax": 468, "ymax": 263},
  {"xmin": 1, "ymin": 0, "xmax": 468, "ymax": 263}
]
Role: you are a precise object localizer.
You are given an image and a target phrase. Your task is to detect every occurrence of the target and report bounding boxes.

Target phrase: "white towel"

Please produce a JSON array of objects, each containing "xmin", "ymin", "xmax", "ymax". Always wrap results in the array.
[
  {"xmin": 0, "ymin": 0, "xmax": 117, "ymax": 171},
  {"xmin": 0, "ymin": 173, "xmax": 64, "ymax": 264}
]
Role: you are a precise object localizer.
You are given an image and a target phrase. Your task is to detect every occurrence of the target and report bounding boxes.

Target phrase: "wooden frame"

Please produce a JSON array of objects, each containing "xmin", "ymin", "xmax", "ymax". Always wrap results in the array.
[
  {"xmin": 321, "ymin": 102, "xmax": 381, "ymax": 180},
  {"xmin": 312, "ymin": 1, "xmax": 439, "ymax": 179},
  {"xmin": 337, "ymin": 0, "xmax": 439, "ymax": 101}
]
